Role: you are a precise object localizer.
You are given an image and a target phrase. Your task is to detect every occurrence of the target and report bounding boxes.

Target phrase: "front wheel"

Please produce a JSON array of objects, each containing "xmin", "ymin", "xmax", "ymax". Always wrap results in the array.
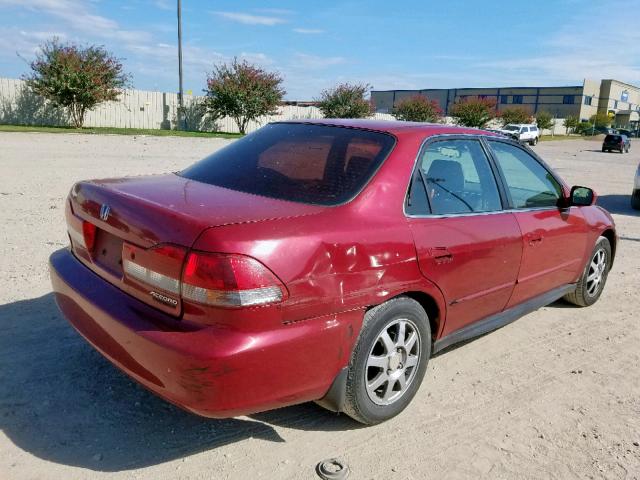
[
  {"xmin": 564, "ymin": 236, "xmax": 612, "ymax": 307},
  {"xmin": 343, "ymin": 297, "xmax": 431, "ymax": 425}
]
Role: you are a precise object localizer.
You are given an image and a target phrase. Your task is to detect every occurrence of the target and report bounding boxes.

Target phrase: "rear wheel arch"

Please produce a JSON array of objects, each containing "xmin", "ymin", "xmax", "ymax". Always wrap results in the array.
[{"xmin": 401, "ymin": 291, "xmax": 441, "ymax": 339}]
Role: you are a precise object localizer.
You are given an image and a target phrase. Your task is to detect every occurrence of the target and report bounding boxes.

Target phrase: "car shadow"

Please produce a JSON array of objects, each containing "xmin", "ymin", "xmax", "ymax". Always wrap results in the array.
[
  {"xmin": 0, "ymin": 293, "xmax": 360, "ymax": 472},
  {"xmin": 596, "ymin": 194, "xmax": 638, "ymax": 216}
]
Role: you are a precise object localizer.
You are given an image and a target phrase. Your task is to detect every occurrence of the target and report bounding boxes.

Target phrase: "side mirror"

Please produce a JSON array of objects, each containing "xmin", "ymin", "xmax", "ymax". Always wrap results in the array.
[{"xmin": 570, "ymin": 186, "xmax": 596, "ymax": 206}]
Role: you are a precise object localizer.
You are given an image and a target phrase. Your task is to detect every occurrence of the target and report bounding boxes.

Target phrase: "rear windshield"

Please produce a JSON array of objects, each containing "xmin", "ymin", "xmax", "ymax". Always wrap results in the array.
[
  {"xmin": 605, "ymin": 135, "xmax": 621, "ymax": 142},
  {"xmin": 179, "ymin": 123, "xmax": 396, "ymax": 206}
]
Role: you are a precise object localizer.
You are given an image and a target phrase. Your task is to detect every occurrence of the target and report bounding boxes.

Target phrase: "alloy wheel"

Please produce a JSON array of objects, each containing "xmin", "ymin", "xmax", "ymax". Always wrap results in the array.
[
  {"xmin": 586, "ymin": 248, "xmax": 607, "ymax": 297},
  {"xmin": 365, "ymin": 318, "xmax": 421, "ymax": 406}
]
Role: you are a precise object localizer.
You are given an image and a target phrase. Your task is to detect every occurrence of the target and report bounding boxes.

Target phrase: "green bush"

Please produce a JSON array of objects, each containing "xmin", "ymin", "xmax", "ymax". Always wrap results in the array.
[
  {"xmin": 589, "ymin": 112, "xmax": 612, "ymax": 128},
  {"xmin": 563, "ymin": 115, "xmax": 579, "ymax": 134},
  {"xmin": 317, "ymin": 83, "xmax": 372, "ymax": 119},
  {"xmin": 24, "ymin": 39, "xmax": 130, "ymax": 128},
  {"xmin": 499, "ymin": 107, "xmax": 532, "ymax": 126},
  {"xmin": 535, "ymin": 111, "xmax": 554, "ymax": 132},
  {"xmin": 204, "ymin": 58, "xmax": 285, "ymax": 134},
  {"xmin": 450, "ymin": 97, "xmax": 496, "ymax": 128},
  {"xmin": 577, "ymin": 121, "xmax": 595, "ymax": 135},
  {"xmin": 392, "ymin": 95, "xmax": 442, "ymax": 122}
]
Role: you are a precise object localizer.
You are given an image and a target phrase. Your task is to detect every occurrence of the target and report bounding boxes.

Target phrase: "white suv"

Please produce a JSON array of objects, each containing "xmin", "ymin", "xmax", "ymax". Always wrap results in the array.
[{"xmin": 500, "ymin": 124, "xmax": 540, "ymax": 146}]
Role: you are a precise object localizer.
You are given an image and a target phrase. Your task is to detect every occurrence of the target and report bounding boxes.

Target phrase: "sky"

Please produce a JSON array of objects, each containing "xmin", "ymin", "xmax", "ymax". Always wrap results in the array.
[{"xmin": 1, "ymin": 0, "xmax": 639, "ymax": 100}]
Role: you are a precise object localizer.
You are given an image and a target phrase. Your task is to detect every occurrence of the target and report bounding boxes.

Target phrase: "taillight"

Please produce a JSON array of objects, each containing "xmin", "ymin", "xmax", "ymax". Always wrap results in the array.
[
  {"xmin": 121, "ymin": 244, "xmax": 285, "ymax": 309},
  {"xmin": 181, "ymin": 252, "xmax": 286, "ymax": 308},
  {"xmin": 69, "ymin": 221, "xmax": 96, "ymax": 251},
  {"xmin": 122, "ymin": 243, "xmax": 186, "ymax": 295},
  {"xmin": 82, "ymin": 222, "xmax": 96, "ymax": 251}
]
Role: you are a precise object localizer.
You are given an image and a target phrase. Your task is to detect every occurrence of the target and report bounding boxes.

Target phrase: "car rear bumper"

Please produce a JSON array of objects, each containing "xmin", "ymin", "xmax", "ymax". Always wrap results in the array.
[{"xmin": 49, "ymin": 248, "xmax": 362, "ymax": 418}]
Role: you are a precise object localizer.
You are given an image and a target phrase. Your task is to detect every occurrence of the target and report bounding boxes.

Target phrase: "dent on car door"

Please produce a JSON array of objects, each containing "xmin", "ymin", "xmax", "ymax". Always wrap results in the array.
[
  {"xmin": 406, "ymin": 137, "xmax": 522, "ymax": 337},
  {"xmin": 487, "ymin": 140, "xmax": 590, "ymax": 307}
]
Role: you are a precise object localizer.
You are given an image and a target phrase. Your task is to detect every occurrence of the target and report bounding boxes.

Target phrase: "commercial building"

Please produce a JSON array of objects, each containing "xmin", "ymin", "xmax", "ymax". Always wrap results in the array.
[{"xmin": 371, "ymin": 79, "xmax": 640, "ymax": 127}]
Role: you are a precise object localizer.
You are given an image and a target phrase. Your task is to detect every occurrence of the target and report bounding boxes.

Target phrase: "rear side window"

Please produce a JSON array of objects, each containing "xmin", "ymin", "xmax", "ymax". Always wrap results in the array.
[
  {"xmin": 489, "ymin": 141, "xmax": 562, "ymax": 208},
  {"xmin": 180, "ymin": 123, "xmax": 395, "ymax": 206},
  {"xmin": 413, "ymin": 139, "xmax": 502, "ymax": 215}
]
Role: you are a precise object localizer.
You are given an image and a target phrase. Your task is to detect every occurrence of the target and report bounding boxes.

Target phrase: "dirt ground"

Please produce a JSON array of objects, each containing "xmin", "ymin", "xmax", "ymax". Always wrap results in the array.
[{"xmin": 1, "ymin": 132, "xmax": 639, "ymax": 480}]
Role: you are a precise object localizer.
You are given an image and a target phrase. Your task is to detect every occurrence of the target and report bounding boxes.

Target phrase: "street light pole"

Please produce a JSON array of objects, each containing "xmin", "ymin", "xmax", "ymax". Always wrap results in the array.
[{"xmin": 177, "ymin": 0, "xmax": 184, "ymax": 130}]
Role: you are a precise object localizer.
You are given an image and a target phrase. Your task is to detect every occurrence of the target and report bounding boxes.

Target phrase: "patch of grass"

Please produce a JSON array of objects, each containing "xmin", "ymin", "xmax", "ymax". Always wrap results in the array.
[{"xmin": 0, "ymin": 124, "xmax": 243, "ymax": 139}]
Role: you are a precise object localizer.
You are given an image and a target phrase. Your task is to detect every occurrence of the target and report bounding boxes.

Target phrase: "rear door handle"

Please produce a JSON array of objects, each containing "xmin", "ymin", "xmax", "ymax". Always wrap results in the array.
[
  {"xmin": 429, "ymin": 247, "xmax": 453, "ymax": 264},
  {"xmin": 527, "ymin": 233, "xmax": 544, "ymax": 246}
]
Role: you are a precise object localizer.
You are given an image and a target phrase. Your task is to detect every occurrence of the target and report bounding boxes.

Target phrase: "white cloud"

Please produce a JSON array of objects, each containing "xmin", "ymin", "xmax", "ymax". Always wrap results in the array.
[
  {"xmin": 239, "ymin": 52, "xmax": 274, "ymax": 65},
  {"xmin": 293, "ymin": 28, "xmax": 324, "ymax": 34},
  {"xmin": 294, "ymin": 53, "xmax": 345, "ymax": 69},
  {"xmin": 254, "ymin": 8, "xmax": 295, "ymax": 15},
  {"xmin": 212, "ymin": 11, "xmax": 286, "ymax": 26},
  {"xmin": 152, "ymin": 0, "xmax": 172, "ymax": 10}
]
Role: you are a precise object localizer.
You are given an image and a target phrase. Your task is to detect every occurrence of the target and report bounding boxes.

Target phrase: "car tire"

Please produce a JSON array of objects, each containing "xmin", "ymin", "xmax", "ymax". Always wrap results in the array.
[
  {"xmin": 530, "ymin": 137, "xmax": 538, "ymax": 146},
  {"xmin": 564, "ymin": 236, "xmax": 612, "ymax": 307},
  {"xmin": 631, "ymin": 190, "xmax": 640, "ymax": 210},
  {"xmin": 342, "ymin": 296, "xmax": 431, "ymax": 425},
  {"xmin": 602, "ymin": 147, "xmax": 606, "ymax": 152}
]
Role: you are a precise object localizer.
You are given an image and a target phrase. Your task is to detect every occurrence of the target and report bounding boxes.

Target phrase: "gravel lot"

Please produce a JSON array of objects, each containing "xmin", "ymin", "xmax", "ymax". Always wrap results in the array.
[{"xmin": 1, "ymin": 132, "xmax": 639, "ymax": 480}]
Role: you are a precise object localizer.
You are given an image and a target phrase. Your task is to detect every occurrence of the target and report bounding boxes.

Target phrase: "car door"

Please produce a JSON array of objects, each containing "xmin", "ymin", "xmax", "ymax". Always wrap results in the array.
[
  {"xmin": 406, "ymin": 137, "xmax": 523, "ymax": 337},
  {"xmin": 486, "ymin": 139, "xmax": 590, "ymax": 307}
]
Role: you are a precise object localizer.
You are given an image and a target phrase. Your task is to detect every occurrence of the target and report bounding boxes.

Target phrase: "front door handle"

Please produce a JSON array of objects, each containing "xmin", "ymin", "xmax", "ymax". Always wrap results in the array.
[{"xmin": 429, "ymin": 247, "xmax": 453, "ymax": 264}]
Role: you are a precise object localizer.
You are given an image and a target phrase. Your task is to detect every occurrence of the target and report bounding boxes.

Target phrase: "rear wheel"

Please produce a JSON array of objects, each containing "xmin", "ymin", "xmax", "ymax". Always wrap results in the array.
[
  {"xmin": 530, "ymin": 137, "xmax": 538, "ymax": 146},
  {"xmin": 343, "ymin": 297, "xmax": 431, "ymax": 425},
  {"xmin": 564, "ymin": 236, "xmax": 611, "ymax": 307}
]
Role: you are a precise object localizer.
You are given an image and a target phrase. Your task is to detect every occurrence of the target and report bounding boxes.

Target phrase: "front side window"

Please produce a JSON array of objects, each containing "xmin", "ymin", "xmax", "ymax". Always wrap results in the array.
[
  {"xmin": 180, "ymin": 123, "xmax": 395, "ymax": 206},
  {"xmin": 489, "ymin": 141, "xmax": 563, "ymax": 209},
  {"xmin": 414, "ymin": 139, "xmax": 502, "ymax": 215}
]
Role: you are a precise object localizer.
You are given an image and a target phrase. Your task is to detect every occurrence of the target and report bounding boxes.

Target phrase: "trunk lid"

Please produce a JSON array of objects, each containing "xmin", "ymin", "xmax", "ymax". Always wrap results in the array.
[{"xmin": 67, "ymin": 173, "xmax": 325, "ymax": 315}]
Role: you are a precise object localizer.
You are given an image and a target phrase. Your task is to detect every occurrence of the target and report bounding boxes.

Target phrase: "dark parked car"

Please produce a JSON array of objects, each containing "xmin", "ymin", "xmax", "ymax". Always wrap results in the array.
[
  {"xmin": 602, "ymin": 134, "xmax": 630, "ymax": 153},
  {"xmin": 50, "ymin": 120, "xmax": 616, "ymax": 425}
]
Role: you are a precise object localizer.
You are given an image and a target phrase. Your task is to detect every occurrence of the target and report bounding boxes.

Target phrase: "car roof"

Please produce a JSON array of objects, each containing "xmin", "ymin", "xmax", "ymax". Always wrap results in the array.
[{"xmin": 276, "ymin": 118, "xmax": 497, "ymax": 138}]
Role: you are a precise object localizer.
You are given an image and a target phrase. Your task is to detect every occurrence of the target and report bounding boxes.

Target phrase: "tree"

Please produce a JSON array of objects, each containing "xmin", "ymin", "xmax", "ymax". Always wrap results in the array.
[
  {"xmin": 535, "ymin": 111, "xmax": 554, "ymax": 132},
  {"xmin": 24, "ymin": 39, "xmax": 129, "ymax": 128},
  {"xmin": 317, "ymin": 83, "xmax": 372, "ymax": 119},
  {"xmin": 392, "ymin": 95, "xmax": 442, "ymax": 122},
  {"xmin": 450, "ymin": 97, "xmax": 496, "ymax": 128},
  {"xmin": 563, "ymin": 115, "xmax": 579, "ymax": 134},
  {"xmin": 589, "ymin": 112, "xmax": 612, "ymax": 128},
  {"xmin": 204, "ymin": 58, "xmax": 285, "ymax": 134},
  {"xmin": 499, "ymin": 106, "xmax": 532, "ymax": 126}
]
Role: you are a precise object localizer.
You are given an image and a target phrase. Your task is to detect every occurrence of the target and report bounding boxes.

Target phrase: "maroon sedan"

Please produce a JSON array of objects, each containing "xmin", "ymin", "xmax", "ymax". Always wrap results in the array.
[{"xmin": 50, "ymin": 120, "xmax": 616, "ymax": 424}]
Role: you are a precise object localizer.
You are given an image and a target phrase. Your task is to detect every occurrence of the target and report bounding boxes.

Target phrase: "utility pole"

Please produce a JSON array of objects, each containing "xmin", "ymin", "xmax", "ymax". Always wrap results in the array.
[{"xmin": 177, "ymin": 0, "xmax": 184, "ymax": 130}]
